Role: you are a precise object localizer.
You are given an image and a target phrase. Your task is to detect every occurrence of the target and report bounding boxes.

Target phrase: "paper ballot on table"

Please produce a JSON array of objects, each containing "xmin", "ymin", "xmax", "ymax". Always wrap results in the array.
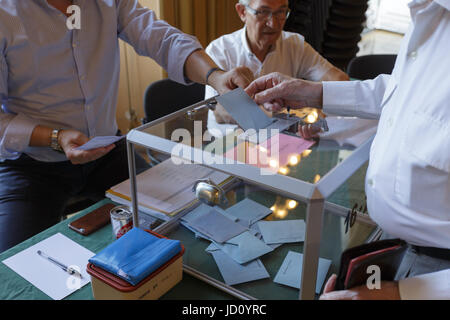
[
  {"xmin": 108, "ymin": 159, "xmax": 230, "ymax": 216},
  {"xmin": 2, "ymin": 233, "xmax": 94, "ymax": 300},
  {"xmin": 225, "ymin": 198, "xmax": 273, "ymax": 227},
  {"xmin": 211, "ymin": 231, "xmax": 273, "ymax": 265},
  {"xmin": 188, "ymin": 208, "xmax": 247, "ymax": 244},
  {"xmin": 274, "ymin": 251, "xmax": 332, "ymax": 294},
  {"xmin": 257, "ymin": 220, "xmax": 306, "ymax": 244},
  {"xmin": 216, "ymin": 88, "xmax": 274, "ymax": 131},
  {"xmin": 75, "ymin": 135, "xmax": 125, "ymax": 151},
  {"xmin": 206, "ymin": 244, "xmax": 270, "ymax": 285}
]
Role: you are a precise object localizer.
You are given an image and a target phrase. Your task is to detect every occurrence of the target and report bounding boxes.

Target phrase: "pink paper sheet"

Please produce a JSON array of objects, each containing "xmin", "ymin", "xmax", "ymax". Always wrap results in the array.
[{"xmin": 225, "ymin": 133, "xmax": 315, "ymax": 170}]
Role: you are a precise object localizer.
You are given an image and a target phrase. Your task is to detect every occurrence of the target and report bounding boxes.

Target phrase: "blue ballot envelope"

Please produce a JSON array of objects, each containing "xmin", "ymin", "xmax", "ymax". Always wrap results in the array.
[{"xmin": 88, "ymin": 228, "xmax": 182, "ymax": 286}]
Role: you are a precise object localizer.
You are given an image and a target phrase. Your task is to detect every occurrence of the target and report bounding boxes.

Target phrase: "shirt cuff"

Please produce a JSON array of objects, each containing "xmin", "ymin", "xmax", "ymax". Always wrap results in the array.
[
  {"xmin": 3, "ymin": 113, "xmax": 39, "ymax": 155},
  {"xmin": 322, "ymin": 81, "xmax": 358, "ymax": 117},
  {"xmin": 398, "ymin": 269, "xmax": 450, "ymax": 300}
]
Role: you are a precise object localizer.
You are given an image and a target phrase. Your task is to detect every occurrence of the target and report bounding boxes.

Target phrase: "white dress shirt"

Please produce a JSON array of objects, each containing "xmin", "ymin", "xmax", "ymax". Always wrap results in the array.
[
  {"xmin": 323, "ymin": 0, "xmax": 450, "ymax": 299},
  {"xmin": 0, "ymin": 0, "xmax": 201, "ymax": 162},
  {"xmin": 205, "ymin": 27, "xmax": 334, "ymax": 135}
]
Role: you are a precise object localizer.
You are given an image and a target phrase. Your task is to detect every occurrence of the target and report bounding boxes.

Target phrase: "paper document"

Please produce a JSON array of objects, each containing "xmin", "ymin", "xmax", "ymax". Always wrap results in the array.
[
  {"xmin": 2, "ymin": 233, "xmax": 94, "ymax": 300},
  {"xmin": 108, "ymin": 159, "xmax": 230, "ymax": 216},
  {"xmin": 211, "ymin": 231, "xmax": 273, "ymax": 264},
  {"xmin": 257, "ymin": 219, "xmax": 306, "ymax": 244},
  {"xmin": 188, "ymin": 208, "xmax": 247, "ymax": 243},
  {"xmin": 225, "ymin": 133, "xmax": 315, "ymax": 169},
  {"xmin": 225, "ymin": 198, "xmax": 272, "ymax": 228},
  {"xmin": 274, "ymin": 251, "xmax": 332, "ymax": 294},
  {"xmin": 216, "ymin": 88, "xmax": 274, "ymax": 131},
  {"xmin": 207, "ymin": 244, "xmax": 270, "ymax": 285},
  {"xmin": 75, "ymin": 135, "xmax": 125, "ymax": 151}
]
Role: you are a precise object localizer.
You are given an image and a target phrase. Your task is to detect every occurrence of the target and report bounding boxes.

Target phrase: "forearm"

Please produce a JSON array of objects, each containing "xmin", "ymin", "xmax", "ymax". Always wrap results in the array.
[
  {"xmin": 184, "ymin": 49, "xmax": 223, "ymax": 86},
  {"xmin": 321, "ymin": 67, "xmax": 350, "ymax": 81},
  {"xmin": 29, "ymin": 125, "xmax": 53, "ymax": 147}
]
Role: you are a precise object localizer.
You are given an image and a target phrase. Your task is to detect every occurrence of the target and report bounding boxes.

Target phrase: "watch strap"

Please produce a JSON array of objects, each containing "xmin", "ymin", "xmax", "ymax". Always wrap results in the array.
[{"xmin": 50, "ymin": 129, "xmax": 63, "ymax": 152}]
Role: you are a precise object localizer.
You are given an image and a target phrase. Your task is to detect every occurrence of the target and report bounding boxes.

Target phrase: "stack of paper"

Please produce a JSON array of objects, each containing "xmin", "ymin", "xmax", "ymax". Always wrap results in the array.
[
  {"xmin": 181, "ymin": 198, "xmax": 330, "ymax": 289},
  {"xmin": 106, "ymin": 159, "xmax": 230, "ymax": 221}
]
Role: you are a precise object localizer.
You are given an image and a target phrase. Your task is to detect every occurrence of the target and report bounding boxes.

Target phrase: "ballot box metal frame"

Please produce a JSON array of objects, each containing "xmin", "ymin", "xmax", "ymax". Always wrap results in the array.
[{"xmin": 125, "ymin": 97, "xmax": 378, "ymax": 300}]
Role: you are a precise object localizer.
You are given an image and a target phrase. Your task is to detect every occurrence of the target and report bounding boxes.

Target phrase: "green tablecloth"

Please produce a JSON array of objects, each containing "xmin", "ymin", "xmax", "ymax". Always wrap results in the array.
[{"xmin": 0, "ymin": 199, "xmax": 233, "ymax": 300}]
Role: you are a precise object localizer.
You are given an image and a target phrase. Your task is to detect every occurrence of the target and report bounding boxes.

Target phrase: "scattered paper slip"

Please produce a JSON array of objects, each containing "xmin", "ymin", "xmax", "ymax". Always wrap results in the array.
[
  {"xmin": 207, "ymin": 244, "xmax": 270, "ymax": 286},
  {"xmin": 75, "ymin": 135, "xmax": 125, "ymax": 151},
  {"xmin": 225, "ymin": 198, "xmax": 272, "ymax": 227},
  {"xmin": 257, "ymin": 220, "xmax": 306, "ymax": 244},
  {"xmin": 274, "ymin": 251, "xmax": 332, "ymax": 294},
  {"xmin": 188, "ymin": 208, "xmax": 247, "ymax": 244},
  {"xmin": 211, "ymin": 231, "xmax": 273, "ymax": 265},
  {"xmin": 2, "ymin": 233, "xmax": 94, "ymax": 300}
]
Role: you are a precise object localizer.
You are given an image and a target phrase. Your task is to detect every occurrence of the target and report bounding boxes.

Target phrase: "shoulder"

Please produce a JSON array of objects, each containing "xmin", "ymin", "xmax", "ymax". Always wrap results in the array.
[
  {"xmin": 205, "ymin": 28, "xmax": 243, "ymax": 67},
  {"xmin": 206, "ymin": 28, "xmax": 243, "ymax": 53},
  {"xmin": 280, "ymin": 31, "xmax": 306, "ymax": 48}
]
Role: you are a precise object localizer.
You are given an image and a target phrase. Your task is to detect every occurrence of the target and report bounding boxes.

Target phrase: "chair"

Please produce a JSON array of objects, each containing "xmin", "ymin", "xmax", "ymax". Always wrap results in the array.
[
  {"xmin": 142, "ymin": 78, "xmax": 205, "ymax": 165},
  {"xmin": 142, "ymin": 78, "xmax": 205, "ymax": 124},
  {"xmin": 346, "ymin": 54, "xmax": 397, "ymax": 80}
]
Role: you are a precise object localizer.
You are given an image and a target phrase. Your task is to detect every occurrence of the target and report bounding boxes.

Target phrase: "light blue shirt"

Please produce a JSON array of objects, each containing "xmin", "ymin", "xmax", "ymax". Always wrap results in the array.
[{"xmin": 0, "ymin": 0, "xmax": 202, "ymax": 162}]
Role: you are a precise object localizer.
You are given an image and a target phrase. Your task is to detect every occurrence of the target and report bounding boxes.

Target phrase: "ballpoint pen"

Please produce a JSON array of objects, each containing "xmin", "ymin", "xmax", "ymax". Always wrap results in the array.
[{"xmin": 37, "ymin": 250, "xmax": 83, "ymax": 279}]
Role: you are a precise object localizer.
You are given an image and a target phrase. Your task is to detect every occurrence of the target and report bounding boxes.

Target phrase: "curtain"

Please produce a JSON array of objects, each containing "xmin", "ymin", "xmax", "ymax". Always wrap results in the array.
[{"xmin": 161, "ymin": 0, "xmax": 244, "ymax": 48}]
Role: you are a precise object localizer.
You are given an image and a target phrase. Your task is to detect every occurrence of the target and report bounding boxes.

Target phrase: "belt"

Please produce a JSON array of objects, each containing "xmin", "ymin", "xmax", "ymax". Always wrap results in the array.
[{"xmin": 411, "ymin": 245, "xmax": 450, "ymax": 261}]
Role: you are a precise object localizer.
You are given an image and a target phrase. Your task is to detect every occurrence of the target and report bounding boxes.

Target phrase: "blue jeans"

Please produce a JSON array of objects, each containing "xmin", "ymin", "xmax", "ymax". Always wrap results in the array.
[{"xmin": 0, "ymin": 139, "xmax": 149, "ymax": 253}]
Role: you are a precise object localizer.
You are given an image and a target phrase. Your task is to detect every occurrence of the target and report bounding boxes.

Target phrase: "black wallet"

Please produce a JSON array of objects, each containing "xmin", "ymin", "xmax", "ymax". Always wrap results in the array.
[{"xmin": 336, "ymin": 239, "xmax": 408, "ymax": 290}]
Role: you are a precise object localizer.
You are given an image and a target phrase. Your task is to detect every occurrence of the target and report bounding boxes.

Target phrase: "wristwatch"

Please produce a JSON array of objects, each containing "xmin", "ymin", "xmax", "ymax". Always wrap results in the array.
[{"xmin": 50, "ymin": 129, "xmax": 64, "ymax": 152}]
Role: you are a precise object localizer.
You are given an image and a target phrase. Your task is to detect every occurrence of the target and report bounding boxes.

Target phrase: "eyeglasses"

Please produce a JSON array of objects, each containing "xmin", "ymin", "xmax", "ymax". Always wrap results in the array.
[{"xmin": 245, "ymin": 5, "xmax": 291, "ymax": 21}]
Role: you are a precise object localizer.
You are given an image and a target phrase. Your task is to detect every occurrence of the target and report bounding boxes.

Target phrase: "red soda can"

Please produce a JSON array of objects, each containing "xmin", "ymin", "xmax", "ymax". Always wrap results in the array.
[{"xmin": 110, "ymin": 205, "xmax": 133, "ymax": 239}]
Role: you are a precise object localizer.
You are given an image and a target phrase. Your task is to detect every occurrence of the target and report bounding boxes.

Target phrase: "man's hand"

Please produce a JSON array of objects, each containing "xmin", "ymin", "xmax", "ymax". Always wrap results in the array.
[
  {"xmin": 207, "ymin": 66, "xmax": 255, "ymax": 95},
  {"xmin": 319, "ymin": 274, "xmax": 401, "ymax": 300},
  {"xmin": 184, "ymin": 49, "xmax": 254, "ymax": 94},
  {"xmin": 298, "ymin": 123, "xmax": 321, "ymax": 140},
  {"xmin": 58, "ymin": 129, "xmax": 115, "ymax": 165},
  {"xmin": 245, "ymin": 72, "xmax": 323, "ymax": 112}
]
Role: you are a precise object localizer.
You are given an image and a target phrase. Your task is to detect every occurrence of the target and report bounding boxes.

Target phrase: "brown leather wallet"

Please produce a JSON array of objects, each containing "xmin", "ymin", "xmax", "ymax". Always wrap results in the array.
[
  {"xmin": 68, "ymin": 203, "xmax": 116, "ymax": 236},
  {"xmin": 336, "ymin": 239, "xmax": 407, "ymax": 290}
]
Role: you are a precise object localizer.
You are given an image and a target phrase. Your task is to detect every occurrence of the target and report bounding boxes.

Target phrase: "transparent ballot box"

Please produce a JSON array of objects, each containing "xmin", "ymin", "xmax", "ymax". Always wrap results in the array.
[{"xmin": 125, "ymin": 97, "xmax": 379, "ymax": 300}]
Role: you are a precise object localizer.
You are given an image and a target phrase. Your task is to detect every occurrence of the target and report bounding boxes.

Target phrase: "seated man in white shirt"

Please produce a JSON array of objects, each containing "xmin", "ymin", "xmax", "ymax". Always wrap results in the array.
[{"xmin": 205, "ymin": 0, "xmax": 373, "ymax": 140}]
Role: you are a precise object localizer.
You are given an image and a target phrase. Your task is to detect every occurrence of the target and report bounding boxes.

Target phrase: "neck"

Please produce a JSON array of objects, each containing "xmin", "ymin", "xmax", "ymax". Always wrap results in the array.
[{"xmin": 246, "ymin": 33, "xmax": 272, "ymax": 63}]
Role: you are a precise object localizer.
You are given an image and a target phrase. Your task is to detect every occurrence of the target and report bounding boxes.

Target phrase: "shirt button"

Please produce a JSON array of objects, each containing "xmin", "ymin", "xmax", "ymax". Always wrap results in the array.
[
  {"xmin": 80, "ymin": 75, "xmax": 85, "ymax": 81},
  {"xmin": 367, "ymin": 179, "xmax": 374, "ymax": 187},
  {"xmin": 72, "ymin": 43, "xmax": 77, "ymax": 48},
  {"xmin": 408, "ymin": 51, "xmax": 417, "ymax": 60}
]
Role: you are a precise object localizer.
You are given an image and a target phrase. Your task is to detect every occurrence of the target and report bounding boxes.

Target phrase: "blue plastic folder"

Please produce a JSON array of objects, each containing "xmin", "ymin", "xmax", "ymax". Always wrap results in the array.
[{"xmin": 88, "ymin": 228, "xmax": 182, "ymax": 286}]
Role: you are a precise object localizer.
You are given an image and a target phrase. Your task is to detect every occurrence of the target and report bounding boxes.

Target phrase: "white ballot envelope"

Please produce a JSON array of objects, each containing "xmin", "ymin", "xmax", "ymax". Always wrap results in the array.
[{"xmin": 75, "ymin": 135, "xmax": 125, "ymax": 151}]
